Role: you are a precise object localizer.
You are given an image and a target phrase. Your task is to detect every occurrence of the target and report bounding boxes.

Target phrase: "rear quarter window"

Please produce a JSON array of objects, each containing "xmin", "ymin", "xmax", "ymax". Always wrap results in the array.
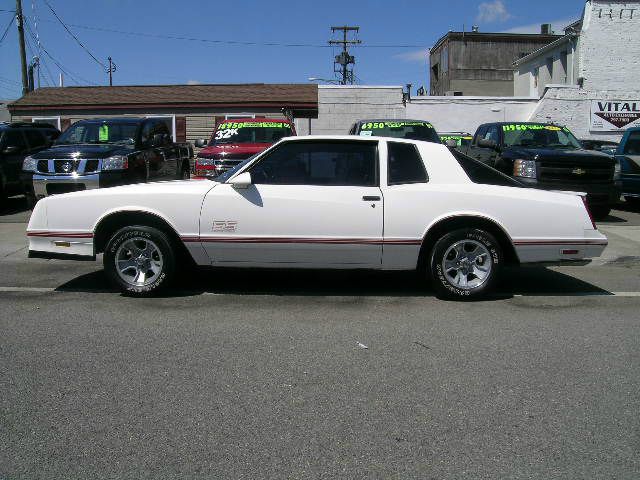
[{"xmin": 387, "ymin": 142, "xmax": 428, "ymax": 185}]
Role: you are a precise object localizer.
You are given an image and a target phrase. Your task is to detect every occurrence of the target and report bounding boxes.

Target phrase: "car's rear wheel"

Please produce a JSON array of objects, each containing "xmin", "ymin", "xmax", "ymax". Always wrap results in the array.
[
  {"xmin": 104, "ymin": 225, "xmax": 175, "ymax": 296},
  {"xmin": 428, "ymin": 228, "xmax": 502, "ymax": 299}
]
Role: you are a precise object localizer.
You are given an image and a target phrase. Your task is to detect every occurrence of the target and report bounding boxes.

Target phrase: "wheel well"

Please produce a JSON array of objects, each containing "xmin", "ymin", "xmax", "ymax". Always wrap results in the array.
[
  {"xmin": 417, "ymin": 216, "xmax": 519, "ymax": 269},
  {"xmin": 94, "ymin": 211, "xmax": 195, "ymax": 265}
]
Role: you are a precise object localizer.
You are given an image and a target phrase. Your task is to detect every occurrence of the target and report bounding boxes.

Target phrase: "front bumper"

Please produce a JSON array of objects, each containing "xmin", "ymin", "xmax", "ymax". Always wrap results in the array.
[{"xmin": 24, "ymin": 171, "xmax": 129, "ymax": 199}]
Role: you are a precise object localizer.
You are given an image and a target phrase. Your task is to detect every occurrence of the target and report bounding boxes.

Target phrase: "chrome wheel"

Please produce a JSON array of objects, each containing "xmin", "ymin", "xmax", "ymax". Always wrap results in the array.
[
  {"xmin": 441, "ymin": 239, "xmax": 492, "ymax": 290},
  {"xmin": 115, "ymin": 237, "xmax": 163, "ymax": 287}
]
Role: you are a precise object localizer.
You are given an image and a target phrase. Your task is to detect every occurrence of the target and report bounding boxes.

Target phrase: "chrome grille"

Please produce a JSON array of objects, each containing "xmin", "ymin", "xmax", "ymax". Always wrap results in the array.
[{"xmin": 34, "ymin": 159, "xmax": 101, "ymax": 175}]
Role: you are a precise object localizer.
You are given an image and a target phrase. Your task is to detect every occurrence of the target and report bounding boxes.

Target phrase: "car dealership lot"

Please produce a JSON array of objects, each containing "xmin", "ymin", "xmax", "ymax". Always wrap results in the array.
[{"xmin": 1, "ymin": 198, "xmax": 640, "ymax": 478}]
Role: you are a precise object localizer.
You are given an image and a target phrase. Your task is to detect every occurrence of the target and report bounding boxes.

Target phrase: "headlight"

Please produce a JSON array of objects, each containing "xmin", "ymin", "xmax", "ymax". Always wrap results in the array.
[
  {"xmin": 102, "ymin": 155, "xmax": 128, "ymax": 171},
  {"xmin": 513, "ymin": 159, "xmax": 537, "ymax": 178},
  {"xmin": 614, "ymin": 159, "xmax": 621, "ymax": 180},
  {"xmin": 22, "ymin": 155, "xmax": 37, "ymax": 172}
]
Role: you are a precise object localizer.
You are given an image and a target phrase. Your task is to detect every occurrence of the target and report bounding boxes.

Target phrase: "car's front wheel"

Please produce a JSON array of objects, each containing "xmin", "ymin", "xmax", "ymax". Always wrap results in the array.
[
  {"xmin": 104, "ymin": 225, "xmax": 175, "ymax": 296},
  {"xmin": 428, "ymin": 228, "xmax": 502, "ymax": 299}
]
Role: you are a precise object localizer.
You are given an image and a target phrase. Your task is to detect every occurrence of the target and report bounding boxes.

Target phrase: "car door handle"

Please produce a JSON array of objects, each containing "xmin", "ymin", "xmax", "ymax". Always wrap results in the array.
[{"xmin": 362, "ymin": 195, "xmax": 380, "ymax": 201}]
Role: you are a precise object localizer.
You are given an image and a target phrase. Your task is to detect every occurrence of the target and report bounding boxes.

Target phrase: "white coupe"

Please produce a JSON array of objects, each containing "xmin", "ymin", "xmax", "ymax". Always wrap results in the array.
[{"xmin": 27, "ymin": 136, "xmax": 608, "ymax": 299}]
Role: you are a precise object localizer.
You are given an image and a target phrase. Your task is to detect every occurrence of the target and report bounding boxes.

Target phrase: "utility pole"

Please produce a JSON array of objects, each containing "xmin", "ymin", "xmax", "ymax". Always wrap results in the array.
[
  {"xmin": 15, "ymin": 0, "xmax": 29, "ymax": 95},
  {"xmin": 328, "ymin": 26, "xmax": 361, "ymax": 85},
  {"xmin": 107, "ymin": 56, "xmax": 116, "ymax": 86}
]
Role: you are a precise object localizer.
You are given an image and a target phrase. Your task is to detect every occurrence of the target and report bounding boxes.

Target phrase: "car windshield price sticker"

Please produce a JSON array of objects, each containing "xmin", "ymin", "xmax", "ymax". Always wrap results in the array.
[
  {"xmin": 502, "ymin": 124, "xmax": 568, "ymax": 132},
  {"xmin": 99, "ymin": 125, "xmax": 109, "ymax": 141},
  {"xmin": 362, "ymin": 121, "xmax": 434, "ymax": 130},
  {"xmin": 215, "ymin": 122, "xmax": 291, "ymax": 139}
]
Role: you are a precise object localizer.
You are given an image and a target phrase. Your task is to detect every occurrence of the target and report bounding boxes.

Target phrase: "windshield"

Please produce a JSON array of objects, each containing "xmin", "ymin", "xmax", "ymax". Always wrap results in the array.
[
  {"xmin": 502, "ymin": 124, "xmax": 582, "ymax": 149},
  {"xmin": 210, "ymin": 121, "xmax": 293, "ymax": 146},
  {"xmin": 55, "ymin": 122, "xmax": 139, "ymax": 145},
  {"xmin": 357, "ymin": 121, "xmax": 441, "ymax": 143}
]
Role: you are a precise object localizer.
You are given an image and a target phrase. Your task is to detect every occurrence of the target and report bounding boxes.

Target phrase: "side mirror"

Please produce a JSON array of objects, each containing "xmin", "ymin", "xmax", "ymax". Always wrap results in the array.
[
  {"xmin": 478, "ymin": 138, "xmax": 499, "ymax": 150},
  {"xmin": 151, "ymin": 134, "xmax": 164, "ymax": 147},
  {"xmin": 194, "ymin": 139, "xmax": 207, "ymax": 148},
  {"xmin": 445, "ymin": 139, "xmax": 458, "ymax": 148},
  {"xmin": 2, "ymin": 145, "xmax": 20, "ymax": 154},
  {"xmin": 228, "ymin": 171, "xmax": 252, "ymax": 189}
]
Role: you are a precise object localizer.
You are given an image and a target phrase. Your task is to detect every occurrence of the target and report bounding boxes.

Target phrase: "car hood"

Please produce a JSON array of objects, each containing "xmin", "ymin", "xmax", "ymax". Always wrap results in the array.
[
  {"xmin": 198, "ymin": 143, "xmax": 272, "ymax": 158},
  {"xmin": 506, "ymin": 146, "xmax": 614, "ymax": 165},
  {"xmin": 32, "ymin": 144, "xmax": 133, "ymax": 159}
]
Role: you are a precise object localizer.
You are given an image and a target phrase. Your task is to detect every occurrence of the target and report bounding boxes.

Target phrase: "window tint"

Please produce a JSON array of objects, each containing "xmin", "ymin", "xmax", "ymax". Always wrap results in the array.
[
  {"xmin": 250, "ymin": 141, "xmax": 377, "ymax": 186},
  {"xmin": 387, "ymin": 141, "xmax": 428, "ymax": 184},
  {"xmin": 140, "ymin": 122, "xmax": 153, "ymax": 145},
  {"xmin": 2, "ymin": 130, "xmax": 27, "ymax": 152},
  {"xmin": 484, "ymin": 125, "xmax": 500, "ymax": 143},
  {"xmin": 474, "ymin": 126, "xmax": 487, "ymax": 145},
  {"xmin": 24, "ymin": 130, "xmax": 47, "ymax": 150},
  {"xmin": 623, "ymin": 131, "xmax": 640, "ymax": 155},
  {"xmin": 453, "ymin": 151, "xmax": 524, "ymax": 188}
]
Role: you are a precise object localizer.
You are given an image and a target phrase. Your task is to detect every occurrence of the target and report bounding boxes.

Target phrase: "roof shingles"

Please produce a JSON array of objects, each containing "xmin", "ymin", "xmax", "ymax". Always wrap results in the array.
[{"xmin": 8, "ymin": 83, "xmax": 318, "ymax": 110}]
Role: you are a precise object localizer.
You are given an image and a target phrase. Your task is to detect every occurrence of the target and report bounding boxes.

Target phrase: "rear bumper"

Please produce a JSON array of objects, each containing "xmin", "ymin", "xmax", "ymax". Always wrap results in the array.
[{"xmin": 514, "ymin": 236, "xmax": 608, "ymax": 264}]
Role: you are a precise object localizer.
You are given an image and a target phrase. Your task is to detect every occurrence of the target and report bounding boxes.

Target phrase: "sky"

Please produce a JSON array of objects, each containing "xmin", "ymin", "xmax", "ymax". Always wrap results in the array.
[{"xmin": 0, "ymin": 0, "xmax": 585, "ymax": 99}]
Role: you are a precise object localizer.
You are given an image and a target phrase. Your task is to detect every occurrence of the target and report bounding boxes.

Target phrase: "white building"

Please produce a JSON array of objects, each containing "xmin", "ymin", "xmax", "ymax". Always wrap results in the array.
[{"xmin": 514, "ymin": 0, "xmax": 640, "ymax": 140}]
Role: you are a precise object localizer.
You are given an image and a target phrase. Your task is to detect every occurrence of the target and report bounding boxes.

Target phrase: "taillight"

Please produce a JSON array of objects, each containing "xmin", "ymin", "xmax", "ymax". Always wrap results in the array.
[{"xmin": 581, "ymin": 196, "xmax": 597, "ymax": 229}]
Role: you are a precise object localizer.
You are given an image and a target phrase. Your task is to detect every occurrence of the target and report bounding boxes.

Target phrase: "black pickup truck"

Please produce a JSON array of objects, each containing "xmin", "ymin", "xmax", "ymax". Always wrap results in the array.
[
  {"xmin": 22, "ymin": 117, "xmax": 192, "ymax": 203},
  {"xmin": 466, "ymin": 122, "xmax": 619, "ymax": 219}
]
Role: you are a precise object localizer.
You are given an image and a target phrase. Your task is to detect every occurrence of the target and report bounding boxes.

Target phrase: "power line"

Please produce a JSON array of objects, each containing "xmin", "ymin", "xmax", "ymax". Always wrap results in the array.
[
  {"xmin": 24, "ymin": 18, "xmax": 94, "ymax": 85},
  {"xmin": 0, "ymin": 14, "xmax": 14, "ymax": 43},
  {"xmin": 37, "ymin": 19, "xmax": 427, "ymax": 49},
  {"xmin": 42, "ymin": 0, "xmax": 106, "ymax": 69}
]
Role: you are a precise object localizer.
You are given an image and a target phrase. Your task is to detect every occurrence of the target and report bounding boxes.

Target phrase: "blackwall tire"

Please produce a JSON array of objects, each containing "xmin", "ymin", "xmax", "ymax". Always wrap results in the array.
[
  {"xmin": 429, "ymin": 228, "xmax": 502, "ymax": 300},
  {"xmin": 103, "ymin": 225, "xmax": 176, "ymax": 296}
]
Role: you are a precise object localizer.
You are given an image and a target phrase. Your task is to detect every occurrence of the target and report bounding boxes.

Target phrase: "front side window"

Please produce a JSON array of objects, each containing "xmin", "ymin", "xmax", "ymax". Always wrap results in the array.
[
  {"xmin": 623, "ymin": 131, "xmax": 640, "ymax": 155},
  {"xmin": 387, "ymin": 142, "xmax": 428, "ymax": 185},
  {"xmin": 249, "ymin": 141, "xmax": 377, "ymax": 186}
]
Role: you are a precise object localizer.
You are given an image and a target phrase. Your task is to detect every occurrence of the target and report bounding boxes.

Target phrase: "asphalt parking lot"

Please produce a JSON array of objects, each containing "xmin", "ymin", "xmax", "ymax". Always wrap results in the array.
[{"xmin": 1, "ymin": 196, "xmax": 639, "ymax": 479}]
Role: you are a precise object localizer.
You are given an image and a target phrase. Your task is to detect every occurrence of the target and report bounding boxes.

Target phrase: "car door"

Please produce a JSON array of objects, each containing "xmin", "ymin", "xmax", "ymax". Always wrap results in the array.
[
  {"xmin": 140, "ymin": 121, "xmax": 164, "ymax": 180},
  {"xmin": 1, "ymin": 130, "xmax": 29, "ymax": 194},
  {"xmin": 155, "ymin": 121, "xmax": 178, "ymax": 179},
  {"xmin": 618, "ymin": 130, "xmax": 640, "ymax": 196},
  {"xmin": 199, "ymin": 139, "xmax": 384, "ymax": 267}
]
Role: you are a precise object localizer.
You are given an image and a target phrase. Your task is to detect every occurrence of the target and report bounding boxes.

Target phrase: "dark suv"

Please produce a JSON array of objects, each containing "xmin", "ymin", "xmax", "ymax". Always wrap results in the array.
[{"xmin": 0, "ymin": 122, "xmax": 60, "ymax": 208}]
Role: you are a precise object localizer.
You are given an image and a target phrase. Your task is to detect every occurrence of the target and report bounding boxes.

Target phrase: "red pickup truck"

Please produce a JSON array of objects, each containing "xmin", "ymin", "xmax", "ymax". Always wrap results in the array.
[{"xmin": 194, "ymin": 117, "xmax": 296, "ymax": 177}]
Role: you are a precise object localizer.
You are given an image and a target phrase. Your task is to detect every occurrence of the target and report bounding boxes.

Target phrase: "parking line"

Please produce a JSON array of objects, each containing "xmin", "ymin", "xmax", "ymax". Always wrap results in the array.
[{"xmin": 0, "ymin": 286, "xmax": 56, "ymax": 293}]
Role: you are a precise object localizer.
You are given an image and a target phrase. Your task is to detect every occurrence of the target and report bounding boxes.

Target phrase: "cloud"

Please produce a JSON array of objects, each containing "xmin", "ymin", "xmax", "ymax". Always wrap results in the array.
[
  {"xmin": 187, "ymin": 80, "xmax": 203, "ymax": 85},
  {"xmin": 502, "ymin": 17, "xmax": 577, "ymax": 34},
  {"xmin": 476, "ymin": 0, "xmax": 512, "ymax": 23},
  {"xmin": 394, "ymin": 49, "xmax": 428, "ymax": 63}
]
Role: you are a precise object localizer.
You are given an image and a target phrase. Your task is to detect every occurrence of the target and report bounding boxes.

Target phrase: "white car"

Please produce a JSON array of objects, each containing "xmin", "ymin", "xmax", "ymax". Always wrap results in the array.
[{"xmin": 26, "ymin": 136, "xmax": 608, "ymax": 299}]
